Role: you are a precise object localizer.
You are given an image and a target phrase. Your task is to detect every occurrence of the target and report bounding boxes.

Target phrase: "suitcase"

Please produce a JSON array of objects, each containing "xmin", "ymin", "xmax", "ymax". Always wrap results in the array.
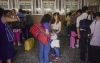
[{"xmin": 24, "ymin": 38, "xmax": 34, "ymax": 51}]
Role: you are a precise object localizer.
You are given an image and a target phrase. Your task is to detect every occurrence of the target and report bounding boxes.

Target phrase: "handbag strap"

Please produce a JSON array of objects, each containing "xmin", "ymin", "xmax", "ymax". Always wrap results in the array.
[
  {"xmin": 2, "ymin": 17, "xmax": 9, "ymax": 28},
  {"xmin": 34, "ymin": 24, "xmax": 50, "ymax": 38}
]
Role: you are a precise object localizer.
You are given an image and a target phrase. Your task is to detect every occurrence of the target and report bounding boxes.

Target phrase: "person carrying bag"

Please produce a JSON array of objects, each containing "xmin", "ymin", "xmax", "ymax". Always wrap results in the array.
[{"xmin": 2, "ymin": 17, "xmax": 15, "ymax": 42}]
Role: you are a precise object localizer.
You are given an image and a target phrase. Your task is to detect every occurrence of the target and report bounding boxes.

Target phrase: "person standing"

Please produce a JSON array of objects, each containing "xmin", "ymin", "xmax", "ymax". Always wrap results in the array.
[
  {"xmin": 76, "ymin": 6, "xmax": 90, "ymax": 61},
  {"xmin": 89, "ymin": 12, "xmax": 100, "ymax": 63},
  {"xmin": 65, "ymin": 12, "xmax": 72, "ymax": 37},
  {"xmin": 17, "ymin": 9, "xmax": 27, "ymax": 41},
  {"xmin": 0, "ymin": 8, "xmax": 18, "ymax": 63},
  {"xmin": 50, "ymin": 12, "xmax": 61, "ymax": 61},
  {"xmin": 39, "ymin": 14, "xmax": 52, "ymax": 63},
  {"xmin": 11, "ymin": 9, "xmax": 22, "ymax": 46}
]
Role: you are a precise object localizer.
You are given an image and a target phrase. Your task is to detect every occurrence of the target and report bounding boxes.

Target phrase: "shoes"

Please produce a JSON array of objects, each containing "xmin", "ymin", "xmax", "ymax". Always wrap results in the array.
[
  {"xmin": 70, "ymin": 46, "xmax": 75, "ymax": 48},
  {"xmin": 18, "ymin": 43, "xmax": 22, "ymax": 46},
  {"xmin": 75, "ymin": 44, "xmax": 79, "ymax": 48},
  {"xmin": 72, "ymin": 47, "xmax": 75, "ymax": 49},
  {"xmin": 54, "ymin": 57, "xmax": 60, "ymax": 61},
  {"xmin": 80, "ymin": 61, "xmax": 86, "ymax": 63},
  {"xmin": 50, "ymin": 54, "xmax": 55, "ymax": 57},
  {"xmin": 40, "ymin": 61, "xmax": 52, "ymax": 63},
  {"xmin": 49, "ymin": 62, "xmax": 52, "ymax": 63}
]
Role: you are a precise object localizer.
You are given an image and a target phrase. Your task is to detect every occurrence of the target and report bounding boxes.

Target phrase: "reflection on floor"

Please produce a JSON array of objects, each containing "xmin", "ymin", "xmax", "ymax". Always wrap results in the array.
[{"xmin": 12, "ymin": 36, "xmax": 89, "ymax": 63}]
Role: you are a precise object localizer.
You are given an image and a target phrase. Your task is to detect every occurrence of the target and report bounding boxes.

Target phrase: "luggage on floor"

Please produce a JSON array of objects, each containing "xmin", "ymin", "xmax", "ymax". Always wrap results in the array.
[{"xmin": 24, "ymin": 38, "xmax": 34, "ymax": 51}]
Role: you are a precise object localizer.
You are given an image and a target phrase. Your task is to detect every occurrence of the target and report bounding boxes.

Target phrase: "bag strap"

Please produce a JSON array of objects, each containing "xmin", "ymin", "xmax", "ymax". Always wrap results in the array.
[
  {"xmin": 87, "ymin": 15, "xmax": 88, "ymax": 19},
  {"xmin": 34, "ymin": 24, "xmax": 50, "ymax": 38},
  {"xmin": 2, "ymin": 17, "xmax": 9, "ymax": 28}
]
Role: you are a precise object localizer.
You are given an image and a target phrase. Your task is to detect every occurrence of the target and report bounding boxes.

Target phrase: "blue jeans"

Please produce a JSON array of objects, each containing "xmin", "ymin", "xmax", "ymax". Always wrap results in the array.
[
  {"xmin": 39, "ymin": 41, "xmax": 51, "ymax": 63},
  {"xmin": 52, "ymin": 47, "xmax": 60, "ymax": 58},
  {"xmin": 52, "ymin": 30, "xmax": 60, "ymax": 58}
]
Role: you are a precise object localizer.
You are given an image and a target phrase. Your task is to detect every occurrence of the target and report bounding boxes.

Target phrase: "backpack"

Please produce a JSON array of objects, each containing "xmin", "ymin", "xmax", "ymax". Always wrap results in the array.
[
  {"xmin": 29, "ymin": 22, "xmax": 50, "ymax": 44},
  {"xmin": 79, "ymin": 16, "xmax": 93, "ymax": 29}
]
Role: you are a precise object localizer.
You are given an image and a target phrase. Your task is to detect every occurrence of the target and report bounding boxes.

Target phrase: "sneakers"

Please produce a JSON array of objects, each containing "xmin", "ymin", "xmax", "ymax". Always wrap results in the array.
[
  {"xmin": 54, "ymin": 57, "xmax": 60, "ymax": 61},
  {"xmin": 50, "ymin": 54, "xmax": 55, "ymax": 57},
  {"xmin": 72, "ymin": 47, "xmax": 75, "ymax": 49},
  {"xmin": 75, "ymin": 44, "xmax": 79, "ymax": 48}
]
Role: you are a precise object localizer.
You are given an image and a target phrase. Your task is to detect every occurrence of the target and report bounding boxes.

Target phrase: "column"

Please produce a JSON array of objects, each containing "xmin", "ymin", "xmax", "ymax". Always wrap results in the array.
[
  {"xmin": 15, "ymin": 0, "xmax": 19, "ymax": 9},
  {"xmin": 99, "ymin": 4, "xmax": 100, "ymax": 12},
  {"xmin": 32, "ymin": 0, "xmax": 42, "ymax": 15},
  {"xmin": 78, "ymin": 0, "xmax": 83, "ymax": 9},
  {"xmin": 84, "ymin": 0, "xmax": 88, "ymax": 6},
  {"xmin": 8, "ymin": 0, "xmax": 13, "ymax": 9},
  {"xmin": 55, "ymin": 0, "xmax": 65, "ymax": 15},
  {"xmin": 8, "ymin": 0, "xmax": 19, "ymax": 9}
]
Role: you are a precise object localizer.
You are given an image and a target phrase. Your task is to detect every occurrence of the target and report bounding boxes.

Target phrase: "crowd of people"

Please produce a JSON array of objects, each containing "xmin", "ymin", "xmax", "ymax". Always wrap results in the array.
[
  {"xmin": 0, "ymin": 5, "xmax": 100, "ymax": 63},
  {"xmin": 65, "ymin": 6, "xmax": 100, "ymax": 63},
  {"xmin": 0, "ymin": 8, "xmax": 33, "ymax": 63}
]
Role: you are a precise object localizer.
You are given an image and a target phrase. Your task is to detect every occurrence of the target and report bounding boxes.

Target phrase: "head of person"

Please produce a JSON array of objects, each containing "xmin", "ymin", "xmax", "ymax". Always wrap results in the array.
[
  {"xmin": 26, "ymin": 11, "xmax": 29, "ymax": 14},
  {"xmin": 92, "ymin": 13, "xmax": 96, "ymax": 19},
  {"xmin": 4, "ymin": 10, "xmax": 12, "ymax": 17},
  {"xmin": 88, "ymin": 11, "xmax": 91, "ymax": 15},
  {"xmin": 95, "ymin": 12, "xmax": 100, "ymax": 20},
  {"xmin": 11, "ymin": 9, "xmax": 16, "ymax": 15},
  {"xmin": 40, "ymin": 14, "xmax": 51, "ymax": 23},
  {"xmin": 19, "ymin": 9, "xmax": 23, "ymax": 13},
  {"xmin": 47, "ymin": 12, "xmax": 52, "ymax": 18},
  {"xmin": 51, "ymin": 12, "xmax": 60, "ymax": 24},
  {"xmin": 0, "ymin": 7, "xmax": 4, "ymax": 17},
  {"xmin": 68, "ymin": 12, "xmax": 72, "ymax": 16},
  {"xmin": 82, "ymin": 6, "xmax": 88, "ymax": 13},
  {"xmin": 22, "ymin": 10, "xmax": 26, "ymax": 14},
  {"xmin": 76, "ymin": 9, "xmax": 82, "ymax": 15}
]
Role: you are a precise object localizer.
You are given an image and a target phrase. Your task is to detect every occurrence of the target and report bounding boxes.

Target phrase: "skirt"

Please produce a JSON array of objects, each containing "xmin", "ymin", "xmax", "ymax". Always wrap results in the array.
[{"xmin": 0, "ymin": 32, "xmax": 14, "ymax": 60}]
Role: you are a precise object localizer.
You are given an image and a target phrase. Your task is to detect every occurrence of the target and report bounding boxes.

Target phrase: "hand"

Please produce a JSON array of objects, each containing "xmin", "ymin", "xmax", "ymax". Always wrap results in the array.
[
  {"xmin": 78, "ymin": 35, "xmax": 81, "ymax": 38},
  {"xmin": 88, "ymin": 34, "xmax": 91, "ymax": 36}
]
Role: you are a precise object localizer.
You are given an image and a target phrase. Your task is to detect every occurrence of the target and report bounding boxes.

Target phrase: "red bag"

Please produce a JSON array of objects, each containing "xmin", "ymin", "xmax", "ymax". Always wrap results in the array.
[{"xmin": 29, "ymin": 22, "xmax": 50, "ymax": 44}]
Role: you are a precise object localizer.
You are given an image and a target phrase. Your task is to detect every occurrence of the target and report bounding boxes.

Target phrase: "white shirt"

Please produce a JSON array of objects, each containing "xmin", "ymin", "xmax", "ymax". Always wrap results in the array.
[
  {"xmin": 51, "ymin": 21, "xmax": 61, "ymax": 30},
  {"xmin": 76, "ymin": 13, "xmax": 91, "ymax": 27}
]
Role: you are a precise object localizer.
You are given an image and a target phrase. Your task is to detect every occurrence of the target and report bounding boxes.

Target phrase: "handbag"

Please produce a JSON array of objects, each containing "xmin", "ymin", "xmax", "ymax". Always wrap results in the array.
[
  {"xmin": 2, "ymin": 17, "xmax": 15, "ymax": 42},
  {"xmin": 12, "ymin": 21, "xmax": 25, "ymax": 29},
  {"xmin": 29, "ymin": 22, "xmax": 50, "ymax": 44},
  {"xmin": 51, "ymin": 40, "xmax": 60, "ymax": 48},
  {"xmin": 79, "ymin": 16, "xmax": 93, "ymax": 29}
]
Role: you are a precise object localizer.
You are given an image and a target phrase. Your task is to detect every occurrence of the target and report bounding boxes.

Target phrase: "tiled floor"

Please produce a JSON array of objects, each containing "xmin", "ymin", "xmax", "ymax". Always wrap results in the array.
[{"xmin": 12, "ymin": 36, "xmax": 89, "ymax": 63}]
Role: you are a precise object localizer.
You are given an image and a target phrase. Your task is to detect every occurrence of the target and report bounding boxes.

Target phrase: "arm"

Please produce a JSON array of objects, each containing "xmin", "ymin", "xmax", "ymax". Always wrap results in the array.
[
  {"xmin": 50, "ymin": 24, "xmax": 55, "ymax": 34},
  {"xmin": 77, "ymin": 27, "xmax": 80, "ymax": 38},
  {"xmin": 24, "ymin": 15, "xmax": 26, "ymax": 21},
  {"xmin": 56, "ymin": 22, "xmax": 61, "ymax": 34},
  {"xmin": 4, "ymin": 17, "xmax": 18, "ymax": 22},
  {"xmin": 76, "ymin": 17, "xmax": 80, "ymax": 38},
  {"xmin": 46, "ymin": 29, "xmax": 50, "ymax": 34}
]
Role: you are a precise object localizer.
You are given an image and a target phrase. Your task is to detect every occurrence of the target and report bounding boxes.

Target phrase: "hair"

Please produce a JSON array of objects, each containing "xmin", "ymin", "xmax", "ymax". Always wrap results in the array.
[
  {"xmin": 26, "ymin": 11, "xmax": 29, "ymax": 14},
  {"xmin": 76, "ymin": 9, "xmax": 82, "ymax": 14},
  {"xmin": 82, "ymin": 6, "xmax": 88, "ymax": 13},
  {"xmin": 50, "ymin": 12, "xmax": 60, "ymax": 24},
  {"xmin": 88, "ymin": 11, "xmax": 91, "ymax": 15},
  {"xmin": 40, "ymin": 14, "xmax": 51, "ymax": 23},
  {"xmin": 12, "ymin": 9, "xmax": 15, "ymax": 11},
  {"xmin": 19, "ymin": 9, "xmax": 23, "ymax": 13},
  {"xmin": 0, "ymin": 7, "xmax": 4, "ymax": 17},
  {"xmin": 22, "ymin": 10, "xmax": 26, "ymax": 14},
  {"xmin": 95, "ymin": 12, "xmax": 100, "ymax": 17},
  {"xmin": 4, "ymin": 10, "xmax": 11, "ymax": 16}
]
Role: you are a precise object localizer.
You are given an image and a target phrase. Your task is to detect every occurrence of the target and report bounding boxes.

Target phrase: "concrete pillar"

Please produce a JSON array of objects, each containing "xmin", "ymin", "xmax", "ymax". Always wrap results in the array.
[
  {"xmin": 83, "ymin": 0, "xmax": 88, "ymax": 6},
  {"xmin": 78, "ymin": 0, "xmax": 89, "ymax": 9},
  {"xmin": 78, "ymin": 0, "xmax": 83, "ymax": 9}
]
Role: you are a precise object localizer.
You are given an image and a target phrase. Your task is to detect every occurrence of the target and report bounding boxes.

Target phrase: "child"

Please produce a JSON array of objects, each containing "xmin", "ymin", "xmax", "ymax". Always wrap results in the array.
[
  {"xmin": 11, "ymin": 9, "xmax": 22, "ymax": 46},
  {"xmin": 70, "ymin": 31, "xmax": 77, "ymax": 48},
  {"xmin": 13, "ymin": 29, "xmax": 22, "ymax": 46}
]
